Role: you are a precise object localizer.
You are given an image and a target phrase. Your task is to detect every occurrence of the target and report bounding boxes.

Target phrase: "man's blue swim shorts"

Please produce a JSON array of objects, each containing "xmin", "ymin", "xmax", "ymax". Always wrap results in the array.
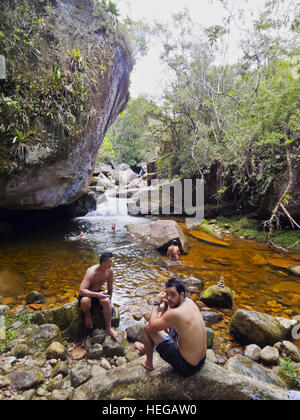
[{"xmin": 156, "ymin": 328, "xmax": 206, "ymax": 377}]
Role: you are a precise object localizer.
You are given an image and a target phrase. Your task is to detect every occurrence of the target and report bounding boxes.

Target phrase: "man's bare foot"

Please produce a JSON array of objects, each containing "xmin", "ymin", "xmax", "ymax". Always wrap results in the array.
[
  {"xmin": 106, "ymin": 328, "xmax": 118, "ymax": 341},
  {"xmin": 141, "ymin": 359, "xmax": 155, "ymax": 371},
  {"xmin": 134, "ymin": 341, "xmax": 145, "ymax": 354}
]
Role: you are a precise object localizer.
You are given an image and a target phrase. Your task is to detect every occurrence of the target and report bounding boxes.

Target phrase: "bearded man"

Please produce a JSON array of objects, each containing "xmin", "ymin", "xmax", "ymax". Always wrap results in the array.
[{"xmin": 135, "ymin": 277, "xmax": 207, "ymax": 376}]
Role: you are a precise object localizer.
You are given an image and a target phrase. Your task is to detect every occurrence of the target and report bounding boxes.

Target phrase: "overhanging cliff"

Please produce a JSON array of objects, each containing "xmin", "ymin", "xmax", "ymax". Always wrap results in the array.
[{"xmin": 0, "ymin": 0, "xmax": 133, "ymax": 209}]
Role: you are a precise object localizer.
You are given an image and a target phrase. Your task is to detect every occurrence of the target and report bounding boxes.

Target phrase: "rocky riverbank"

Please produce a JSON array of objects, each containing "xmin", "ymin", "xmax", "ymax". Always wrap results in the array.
[{"xmin": 0, "ymin": 290, "xmax": 299, "ymax": 400}]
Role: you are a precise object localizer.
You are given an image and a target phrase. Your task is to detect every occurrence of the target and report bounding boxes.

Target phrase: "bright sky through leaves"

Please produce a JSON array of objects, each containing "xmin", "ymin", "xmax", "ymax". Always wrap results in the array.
[{"xmin": 116, "ymin": 0, "xmax": 267, "ymax": 97}]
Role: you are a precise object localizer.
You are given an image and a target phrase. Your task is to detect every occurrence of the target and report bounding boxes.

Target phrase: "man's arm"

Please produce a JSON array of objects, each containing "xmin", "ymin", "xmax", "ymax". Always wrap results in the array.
[
  {"xmin": 147, "ymin": 309, "xmax": 174, "ymax": 334},
  {"xmin": 147, "ymin": 293, "xmax": 174, "ymax": 334},
  {"xmin": 167, "ymin": 247, "xmax": 171, "ymax": 258},
  {"xmin": 79, "ymin": 269, "xmax": 105, "ymax": 299}
]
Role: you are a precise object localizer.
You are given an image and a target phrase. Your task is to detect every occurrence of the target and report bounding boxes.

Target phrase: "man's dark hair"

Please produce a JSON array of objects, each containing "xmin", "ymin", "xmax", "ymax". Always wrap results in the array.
[
  {"xmin": 172, "ymin": 240, "xmax": 178, "ymax": 246},
  {"xmin": 165, "ymin": 277, "xmax": 186, "ymax": 297},
  {"xmin": 100, "ymin": 252, "xmax": 113, "ymax": 264}
]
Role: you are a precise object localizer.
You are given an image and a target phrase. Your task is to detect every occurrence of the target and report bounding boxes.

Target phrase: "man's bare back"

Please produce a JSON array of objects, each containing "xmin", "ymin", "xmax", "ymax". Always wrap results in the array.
[
  {"xmin": 167, "ymin": 244, "xmax": 180, "ymax": 261},
  {"xmin": 166, "ymin": 298, "xmax": 206, "ymax": 365},
  {"xmin": 136, "ymin": 278, "xmax": 207, "ymax": 375}
]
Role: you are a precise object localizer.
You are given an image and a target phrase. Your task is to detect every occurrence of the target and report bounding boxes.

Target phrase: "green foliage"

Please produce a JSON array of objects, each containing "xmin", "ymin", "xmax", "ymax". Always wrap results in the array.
[
  {"xmin": 215, "ymin": 215, "xmax": 300, "ymax": 248},
  {"xmin": 205, "ymin": 25, "xmax": 227, "ymax": 46},
  {"xmin": 67, "ymin": 48, "xmax": 81, "ymax": 61},
  {"xmin": 106, "ymin": 1, "xmax": 119, "ymax": 17},
  {"xmin": 279, "ymin": 357, "xmax": 300, "ymax": 389},
  {"xmin": 106, "ymin": 96, "xmax": 161, "ymax": 165},
  {"xmin": 92, "ymin": 0, "xmax": 120, "ymax": 31},
  {"xmin": 0, "ymin": 313, "xmax": 33, "ymax": 352},
  {"xmin": 131, "ymin": 4, "xmax": 300, "ymax": 213},
  {"xmin": 98, "ymin": 136, "xmax": 116, "ymax": 163},
  {"xmin": 10, "ymin": 129, "xmax": 36, "ymax": 159},
  {"xmin": 0, "ymin": 1, "xmax": 99, "ymax": 167}
]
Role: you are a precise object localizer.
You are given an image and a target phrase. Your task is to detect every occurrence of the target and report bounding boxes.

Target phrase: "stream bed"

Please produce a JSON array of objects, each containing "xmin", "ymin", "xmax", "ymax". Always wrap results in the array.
[{"xmin": 0, "ymin": 200, "xmax": 299, "ymax": 356}]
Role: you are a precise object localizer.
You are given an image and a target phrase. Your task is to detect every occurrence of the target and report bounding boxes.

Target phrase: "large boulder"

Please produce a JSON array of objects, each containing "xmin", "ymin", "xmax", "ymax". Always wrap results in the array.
[
  {"xmin": 0, "ymin": 0, "xmax": 132, "ymax": 210},
  {"xmin": 72, "ymin": 354, "xmax": 288, "ymax": 400},
  {"xmin": 31, "ymin": 301, "xmax": 120, "ymax": 341},
  {"xmin": 126, "ymin": 220, "xmax": 190, "ymax": 254},
  {"xmin": 117, "ymin": 168, "xmax": 139, "ymax": 187},
  {"xmin": 230, "ymin": 309, "xmax": 298, "ymax": 347}
]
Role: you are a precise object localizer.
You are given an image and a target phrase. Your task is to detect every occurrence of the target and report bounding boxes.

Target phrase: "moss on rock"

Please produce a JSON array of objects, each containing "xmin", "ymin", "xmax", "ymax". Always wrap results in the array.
[
  {"xmin": 200, "ymin": 285, "xmax": 234, "ymax": 309},
  {"xmin": 0, "ymin": 0, "xmax": 132, "ymax": 209}
]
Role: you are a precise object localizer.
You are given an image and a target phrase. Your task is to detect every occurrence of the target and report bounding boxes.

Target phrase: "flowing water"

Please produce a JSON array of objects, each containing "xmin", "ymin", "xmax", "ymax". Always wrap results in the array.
[{"xmin": 0, "ymin": 194, "xmax": 299, "ymax": 355}]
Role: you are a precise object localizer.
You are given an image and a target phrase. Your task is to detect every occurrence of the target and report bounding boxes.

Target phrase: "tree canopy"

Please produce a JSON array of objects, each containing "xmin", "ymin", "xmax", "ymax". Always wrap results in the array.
[{"xmin": 103, "ymin": 0, "xmax": 299, "ymax": 218}]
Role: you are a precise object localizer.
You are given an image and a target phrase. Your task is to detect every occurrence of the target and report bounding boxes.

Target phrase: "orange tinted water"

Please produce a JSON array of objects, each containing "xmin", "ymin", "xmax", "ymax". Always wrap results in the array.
[{"xmin": 0, "ymin": 215, "xmax": 299, "ymax": 353}]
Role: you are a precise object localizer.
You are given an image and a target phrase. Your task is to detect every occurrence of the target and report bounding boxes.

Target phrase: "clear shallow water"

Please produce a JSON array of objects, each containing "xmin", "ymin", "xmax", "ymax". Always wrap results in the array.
[{"xmin": 0, "ymin": 208, "xmax": 175, "ymax": 330}]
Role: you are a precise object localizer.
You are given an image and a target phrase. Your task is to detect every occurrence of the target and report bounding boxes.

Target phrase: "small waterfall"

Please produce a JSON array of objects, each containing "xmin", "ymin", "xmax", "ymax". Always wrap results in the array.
[{"xmin": 85, "ymin": 193, "xmax": 129, "ymax": 217}]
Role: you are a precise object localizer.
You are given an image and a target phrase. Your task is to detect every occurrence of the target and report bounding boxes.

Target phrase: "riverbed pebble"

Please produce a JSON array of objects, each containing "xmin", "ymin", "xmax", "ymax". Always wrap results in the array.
[
  {"xmin": 46, "ymin": 342, "xmax": 67, "ymax": 360},
  {"xmin": 260, "ymin": 346, "xmax": 280, "ymax": 365},
  {"xmin": 100, "ymin": 358, "xmax": 111, "ymax": 370},
  {"xmin": 244, "ymin": 344, "xmax": 261, "ymax": 362}
]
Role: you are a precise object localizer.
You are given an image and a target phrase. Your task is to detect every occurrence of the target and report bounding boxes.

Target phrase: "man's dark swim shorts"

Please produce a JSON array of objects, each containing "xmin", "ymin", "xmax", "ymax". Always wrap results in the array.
[
  {"xmin": 77, "ymin": 290, "xmax": 104, "ymax": 310},
  {"xmin": 156, "ymin": 328, "xmax": 206, "ymax": 377}
]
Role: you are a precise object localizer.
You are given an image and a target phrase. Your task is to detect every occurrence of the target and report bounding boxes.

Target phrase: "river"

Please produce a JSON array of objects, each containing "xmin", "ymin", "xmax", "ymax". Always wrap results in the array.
[{"xmin": 0, "ymin": 194, "xmax": 299, "ymax": 355}]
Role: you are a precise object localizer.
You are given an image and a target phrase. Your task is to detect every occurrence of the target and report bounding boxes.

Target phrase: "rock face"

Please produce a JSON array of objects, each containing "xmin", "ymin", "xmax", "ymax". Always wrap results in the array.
[
  {"xmin": 230, "ymin": 309, "xmax": 298, "ymax": 347},
  {"xmin": 0, "ymin": 0, "xmax": 133, "ymax": 210},
  {"xmin": 72, "ymin": 354, "xmax": 288, "ymax": 400}
]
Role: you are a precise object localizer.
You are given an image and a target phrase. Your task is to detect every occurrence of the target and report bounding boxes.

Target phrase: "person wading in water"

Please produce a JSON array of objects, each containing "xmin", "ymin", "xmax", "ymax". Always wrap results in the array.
[{"xmin": 167, "ymin": 240, "xmax": 181, "ymax": 261}]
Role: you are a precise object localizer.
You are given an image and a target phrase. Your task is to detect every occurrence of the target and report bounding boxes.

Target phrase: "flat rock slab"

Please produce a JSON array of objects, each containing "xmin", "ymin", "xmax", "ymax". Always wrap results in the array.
[
  {"xmin": 72, "ymin": 354, "xmax": 288, "ymax": 400},
  {"xmin": 189, "ymin": 230, "xmax": 229, "ymax": 248}
]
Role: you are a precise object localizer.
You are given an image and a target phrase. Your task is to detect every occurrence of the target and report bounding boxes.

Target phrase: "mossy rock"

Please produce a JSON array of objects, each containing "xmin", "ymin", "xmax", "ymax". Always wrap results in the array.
[
  {"xmin": 26, "ymin": 324, "xmax": 63, "ymax": 351},
  {"xmin": 31, "ymin": 301, "xmax": 120, "ymax": 341},
  {"xmin": 200, "ymin": 285, "xmax": 234, "ymax": 309},
  {"xmin": 198, "ymin": 220, "xmax": 221, "ymax": 238}
]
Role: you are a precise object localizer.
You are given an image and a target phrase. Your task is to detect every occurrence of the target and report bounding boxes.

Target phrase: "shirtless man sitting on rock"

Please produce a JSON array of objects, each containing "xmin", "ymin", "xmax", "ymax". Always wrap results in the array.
[
  {"xmin": 78, "ymin": 252, "xmax": 118, "ymax": 340},
  {"xmin": 134, "ymin": 277, "xmax": 207, "ymax": 377}
]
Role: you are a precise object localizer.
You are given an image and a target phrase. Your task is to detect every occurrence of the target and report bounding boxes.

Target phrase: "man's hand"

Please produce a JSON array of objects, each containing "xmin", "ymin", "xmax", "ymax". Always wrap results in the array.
[
  {"xmin": 98, "ymin": 292, "xmax": 108, "ymax": 300},
  {"xmin": 156, "ymin": 292, "xmax": 167, "ymax": 305}
]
